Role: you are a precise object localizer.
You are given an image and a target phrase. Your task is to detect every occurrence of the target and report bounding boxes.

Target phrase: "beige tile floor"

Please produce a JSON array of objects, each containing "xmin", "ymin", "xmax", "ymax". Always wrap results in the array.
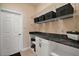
[{"xmin": 20, "ymin": 48, "xmax": 36, "ymax": 56}]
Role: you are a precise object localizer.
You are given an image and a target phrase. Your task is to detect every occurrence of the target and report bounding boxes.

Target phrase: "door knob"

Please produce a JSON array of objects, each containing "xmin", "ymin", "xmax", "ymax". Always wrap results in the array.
[
  {"xmin": 39, "ymin": 43, "xmax": 41, "ymax": 47},
  {"xmin": 18, "ymin": 34, "xmax": 22, "ymax": 35}
]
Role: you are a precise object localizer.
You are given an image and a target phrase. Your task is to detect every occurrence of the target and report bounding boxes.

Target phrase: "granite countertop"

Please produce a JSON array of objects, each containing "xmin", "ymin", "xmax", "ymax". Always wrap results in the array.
[{"xmin": 29, "ymin": 32, "xmax": 79, "ymax": 49}]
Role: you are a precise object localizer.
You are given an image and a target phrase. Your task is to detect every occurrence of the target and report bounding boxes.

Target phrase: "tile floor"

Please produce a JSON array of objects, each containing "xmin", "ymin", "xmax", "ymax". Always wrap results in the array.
[{"xmin": 20, "ymin": 48, "xmax": 35, "ymax": 56}]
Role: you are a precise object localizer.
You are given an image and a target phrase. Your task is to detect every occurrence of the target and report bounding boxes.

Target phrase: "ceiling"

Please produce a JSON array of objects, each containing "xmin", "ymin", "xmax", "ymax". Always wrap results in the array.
[{"xmin": 27, "ymin": 3, "xmax": 41, "ymax": 6}]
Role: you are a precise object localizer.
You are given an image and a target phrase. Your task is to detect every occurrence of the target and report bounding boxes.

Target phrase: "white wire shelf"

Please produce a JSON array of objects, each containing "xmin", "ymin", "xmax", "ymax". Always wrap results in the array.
[
  {"xmin": 32, "ymin": 41, "xmax": 36, "ymax": 44},
  {"xmin": 36, "ymin": 13, "xmax": 79, "ymax": 24}
]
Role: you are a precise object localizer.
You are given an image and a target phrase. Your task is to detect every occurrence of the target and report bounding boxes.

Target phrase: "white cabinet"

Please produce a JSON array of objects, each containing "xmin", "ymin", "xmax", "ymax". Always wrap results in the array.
[
  {"xmin": 49, "ymin": 40, "xmax": 57, "ymax": 51},
  {"xmin": 47, "ymin": 39, "xmax": 79, "ymax": 56},
  {"xmin": 53, "ymin": 43, "xmax": 79, "ymax": 56},
  {"xmin": 35, "ymin": 36, "xmax": 41, "ymax": 56},
  {"xmin": 34, "ymin": 36, "xmax": 79, "ymax": 56},
  {"xmin": 35, "ymin": 36, "xmax": 50, "ymax": 56},
  {"xmin": 41, "ymin": 39, "xmax": 50, "ymax": 56},
  {"xmin": 49, "ymin": 40, "xmax": 58, "ymax": 56}
]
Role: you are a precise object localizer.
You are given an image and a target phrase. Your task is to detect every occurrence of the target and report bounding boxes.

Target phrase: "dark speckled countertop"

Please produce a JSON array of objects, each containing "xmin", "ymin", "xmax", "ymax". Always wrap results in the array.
[{"xmin": 29, "ymin": 32, "xmax": 79, "ymax": 49}]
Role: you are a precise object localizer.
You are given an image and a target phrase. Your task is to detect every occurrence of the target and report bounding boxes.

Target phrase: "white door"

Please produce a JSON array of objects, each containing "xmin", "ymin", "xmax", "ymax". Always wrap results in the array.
[{"xmin": 0, "ymin": 9, "xmax": 23, "ymax": 56}]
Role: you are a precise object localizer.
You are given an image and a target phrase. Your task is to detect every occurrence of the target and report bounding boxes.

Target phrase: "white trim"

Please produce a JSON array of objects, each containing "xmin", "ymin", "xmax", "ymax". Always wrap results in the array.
[
  {"xmin": 19, "ymin": 13, "xmax": 24, "ymax": 51},
  {"xmin": 0, "ymin": 8, "xmax": 22, "ymax": 15},
  {"xmin": 28, "ymin": 34, "xmax": 31, "ymax": 48}
]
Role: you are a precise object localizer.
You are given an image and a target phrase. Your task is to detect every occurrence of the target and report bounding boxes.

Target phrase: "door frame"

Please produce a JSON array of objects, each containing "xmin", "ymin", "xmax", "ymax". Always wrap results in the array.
[{"xmin": 0, "ymin": 8, "xmax": 24, "ymax": 55}]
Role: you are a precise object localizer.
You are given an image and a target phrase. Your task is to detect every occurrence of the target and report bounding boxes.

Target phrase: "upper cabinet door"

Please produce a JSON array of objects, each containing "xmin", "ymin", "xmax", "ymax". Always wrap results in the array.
[{"xmin": 55, "ymin": 3, "xmax": 76, "ymax": 12}]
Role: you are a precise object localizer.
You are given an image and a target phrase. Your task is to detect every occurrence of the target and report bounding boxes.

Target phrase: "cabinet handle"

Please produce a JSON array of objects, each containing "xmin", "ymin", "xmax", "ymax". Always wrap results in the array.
[
  {"xmin": 39, "ymin": 43, "xmax": 41, "ymax": 47},
  {"xmin": 18, "ymin": 33, "xmax": 22, "ymax": 35}
]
